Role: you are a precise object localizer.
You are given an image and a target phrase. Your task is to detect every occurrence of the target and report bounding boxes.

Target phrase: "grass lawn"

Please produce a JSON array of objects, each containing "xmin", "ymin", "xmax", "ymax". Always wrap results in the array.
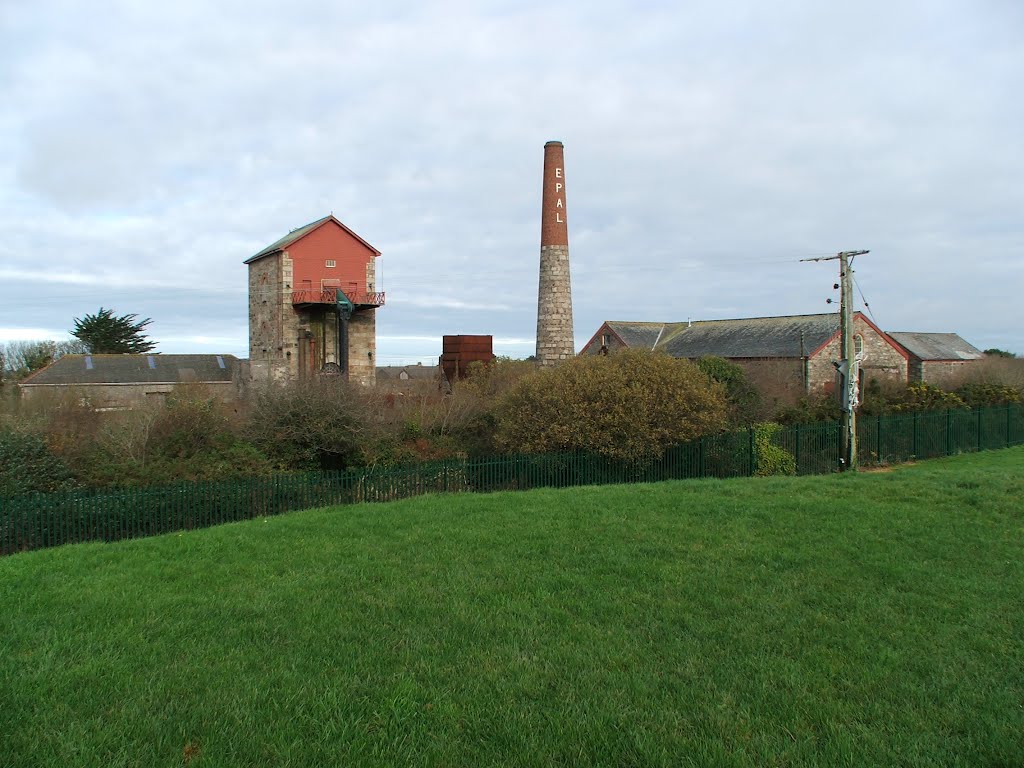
[{"xmin": 2, "ymin": 448, "xmax": 1023, "ymax": 767}]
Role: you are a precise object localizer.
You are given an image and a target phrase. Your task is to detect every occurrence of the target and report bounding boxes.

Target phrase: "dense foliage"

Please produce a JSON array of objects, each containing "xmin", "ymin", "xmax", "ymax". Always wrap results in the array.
[
  {"xmin": 247, "ymin": 378, "xmax": 367, "ymax": 471},
  {"xmin": 2, "ymin": 349, "xmax": 1023, "ymax": 491},
  {"xmin": 0, "ymin": 427, "xmax": 76, "ymax": 495},
  {"xmin": 696, "ymin": 356, "xmax": 764, "ymax": 425},
  {"xmin": 494, "ymin": 350, "xmax": 728, "ymax": 463}
]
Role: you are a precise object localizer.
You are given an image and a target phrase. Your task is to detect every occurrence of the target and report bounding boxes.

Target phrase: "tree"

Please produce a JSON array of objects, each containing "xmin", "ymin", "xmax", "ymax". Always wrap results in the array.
[
  {"xmin": 71, "ymin": 308, "xmax": 156, "ymax": 354},
  {"xmin": 494, "ymin": 349, "xmax": 728, "ymax": 463},
  {"xmin": 983, "ymin": 348, "xmax": 1016, "ymax": 359}
]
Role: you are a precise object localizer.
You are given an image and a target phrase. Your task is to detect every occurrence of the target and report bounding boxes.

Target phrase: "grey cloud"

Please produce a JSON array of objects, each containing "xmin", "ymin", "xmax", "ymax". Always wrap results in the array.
[{"xmin": 1, "ymin": 0, "xmax": 1022, "ymax": 364}]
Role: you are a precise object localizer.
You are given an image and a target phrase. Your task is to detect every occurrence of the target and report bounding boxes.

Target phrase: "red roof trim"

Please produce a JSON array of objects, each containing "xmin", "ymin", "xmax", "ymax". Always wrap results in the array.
[
  {"xmin": 806, "ymin": 312, "xmax": 910, "ymax": 361},
  {"xmin": 581, "ymin": 321, "xmax": 633, "ymax": 354}
]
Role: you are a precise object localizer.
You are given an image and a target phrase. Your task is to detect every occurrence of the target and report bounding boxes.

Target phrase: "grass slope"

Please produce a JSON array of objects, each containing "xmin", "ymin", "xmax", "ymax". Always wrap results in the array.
[{"xmin": 2, "ymin": 449, "xmax": 1023, "ymax": 767}]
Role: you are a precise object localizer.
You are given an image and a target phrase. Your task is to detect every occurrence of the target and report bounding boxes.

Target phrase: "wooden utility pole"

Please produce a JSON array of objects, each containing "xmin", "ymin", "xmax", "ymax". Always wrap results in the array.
[{"xmin": 801, "ymin": 250, "xmax": 869, "ymax": 470}]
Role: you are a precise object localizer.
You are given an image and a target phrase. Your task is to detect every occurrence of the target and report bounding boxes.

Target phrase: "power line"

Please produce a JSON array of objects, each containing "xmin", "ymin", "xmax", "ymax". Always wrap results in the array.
[{"xmin": 852, "ymin": 276, "xmax": 879, "ymax": 327}]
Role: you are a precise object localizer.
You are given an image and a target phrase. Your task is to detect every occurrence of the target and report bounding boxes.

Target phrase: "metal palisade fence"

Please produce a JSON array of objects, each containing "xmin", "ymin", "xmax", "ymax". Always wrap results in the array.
[{"xmin": 2, "ymin": 405, "xmax": 1023, "ymax": 555}]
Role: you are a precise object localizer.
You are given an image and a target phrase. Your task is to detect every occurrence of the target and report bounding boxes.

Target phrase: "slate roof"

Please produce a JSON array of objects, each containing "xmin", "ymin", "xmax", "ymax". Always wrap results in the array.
[
  {"xmin": 887, "ymin": 332, "xmax": 983, "ymax": 361},
  {"xmin": 244, "ymin": 214, "xmax": 381, "ymax": 264},
  {"xmin": 656, "ymin": 313, "xmax": 842, "ymax": 359},
  {"xmin": 21, "ymin": 355, "xmax": 240, "ymax": 386},
  {"xmin": 604, "ymin": 321, "xmax": 667, "ymax": 349},
  {"xmin": 376, "ymin": 364, "xmax": 441, "ymax": 381}
]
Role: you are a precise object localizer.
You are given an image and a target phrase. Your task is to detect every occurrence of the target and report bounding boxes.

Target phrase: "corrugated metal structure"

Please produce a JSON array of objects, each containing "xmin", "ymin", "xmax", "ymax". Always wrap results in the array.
[{"xmin": 440, "ymin": 335, "xmax": 495, "ymax": 383}]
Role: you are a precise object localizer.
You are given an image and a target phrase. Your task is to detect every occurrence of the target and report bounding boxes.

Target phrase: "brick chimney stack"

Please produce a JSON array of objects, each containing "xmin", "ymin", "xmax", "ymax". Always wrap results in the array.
[{"xmin": 535, "ymin": 140, "xmax": 575, "ymax": 366}]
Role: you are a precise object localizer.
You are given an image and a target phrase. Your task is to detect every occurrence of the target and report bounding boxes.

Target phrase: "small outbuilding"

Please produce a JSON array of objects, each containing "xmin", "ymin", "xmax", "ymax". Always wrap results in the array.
[{"xmin": 887, "ymin": 332, "xmax": 984, "ymax": 387}]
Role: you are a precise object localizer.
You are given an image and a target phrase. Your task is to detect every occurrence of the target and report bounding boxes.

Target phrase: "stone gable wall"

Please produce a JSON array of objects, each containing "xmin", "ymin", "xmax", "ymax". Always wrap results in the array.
[{"xmin": 807, "ymin": 316, "xmax": 906, "ymax": 394}]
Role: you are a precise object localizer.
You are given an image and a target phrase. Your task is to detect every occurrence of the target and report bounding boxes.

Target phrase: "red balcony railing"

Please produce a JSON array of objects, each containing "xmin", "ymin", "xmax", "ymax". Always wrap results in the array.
[{"xmin": 291, "ymin": 286, "xmax": 385, "ymax": 307}]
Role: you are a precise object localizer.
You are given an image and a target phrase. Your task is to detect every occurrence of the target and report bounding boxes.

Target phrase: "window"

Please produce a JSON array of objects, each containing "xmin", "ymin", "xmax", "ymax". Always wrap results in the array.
[
  {"xmin": 601, "ymin": 334, "xmax": 610, "ymax": 347},
  {"xmin": 854, "ymin": 334, "xmax": 864, "ymax": 356},
  {"xmin": 325, "ymin": 259, "xmax": 336, "ymax": 268}
]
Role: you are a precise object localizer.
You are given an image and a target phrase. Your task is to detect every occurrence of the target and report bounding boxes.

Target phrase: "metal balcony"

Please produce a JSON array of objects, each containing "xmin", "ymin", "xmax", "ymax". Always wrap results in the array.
[{"xmin": 291, "ymin": 286, "xmax": 385, "ymax": 308}]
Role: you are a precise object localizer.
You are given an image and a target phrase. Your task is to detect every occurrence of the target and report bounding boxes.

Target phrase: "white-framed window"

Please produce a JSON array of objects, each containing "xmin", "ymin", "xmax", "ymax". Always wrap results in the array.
[
  {"xmin": 854, "ymin": 334, "xmax": 864, "ymax": 355},
  {"xmin": 325, "ymin": 259, "xmax": 336, "ymax": 268}
]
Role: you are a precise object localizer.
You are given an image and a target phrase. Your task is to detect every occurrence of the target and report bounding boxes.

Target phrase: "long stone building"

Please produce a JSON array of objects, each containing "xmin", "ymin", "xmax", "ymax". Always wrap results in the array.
[
  {"xmin": 581, "ymin": 312, "xmax": 983, "ymax": 402},
  {"xmin": 245, "ymin": 215, "xmax": 384, "ymax": 386}
]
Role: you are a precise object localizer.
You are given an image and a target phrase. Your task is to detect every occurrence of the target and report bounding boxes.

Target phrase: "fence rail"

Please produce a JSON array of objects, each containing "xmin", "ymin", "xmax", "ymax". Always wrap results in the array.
[{"xmin": 3, "ymin": 405, "xmax": 1023, "ymax": 555}]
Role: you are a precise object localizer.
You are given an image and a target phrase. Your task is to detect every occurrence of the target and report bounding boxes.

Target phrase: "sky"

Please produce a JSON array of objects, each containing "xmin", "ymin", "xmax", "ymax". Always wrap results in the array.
[{"xmin": 2, "ymin": 0, "xmax": 1022, "ymax": 364}]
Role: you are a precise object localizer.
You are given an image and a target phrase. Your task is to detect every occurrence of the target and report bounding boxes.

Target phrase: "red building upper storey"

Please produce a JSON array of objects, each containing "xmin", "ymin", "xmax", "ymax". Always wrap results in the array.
[{"xmin": 245, "ymin": 214, "xmax": 384, "ymax": 309}]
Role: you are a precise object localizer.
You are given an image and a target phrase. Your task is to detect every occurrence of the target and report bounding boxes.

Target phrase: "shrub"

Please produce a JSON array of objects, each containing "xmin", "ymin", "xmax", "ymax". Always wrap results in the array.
[
  {"xmin": 247, "ymin": 378, "xmax": 367, "ymax": 471},
  {"xmin": 752, "ymin": 423, "xmax": 797, "ymax": 477},
  {"xmin": 697, "ymin": 356, "xmax": 763, "ymax": 426},
  {"xmin": 494, "ymin": 349, "xmax": 728, "ymax": 463},
  {"xmin": 956, "ymin": 382, "xmax": 1023, "ymax": 408},
  {"xmin": 0, "ymin": 427, "xmax": 77, "ymax": 495},
  {"xmin": 888, "ymin": 382, "xmax": 967, "ymax": 413},
  {"xmin": 775, "ymin": 394, "xmax": 843, "ymax": 425},
  {"xmin": 148, "ymin": 386, "xmax": 235, "ymax": 459}
]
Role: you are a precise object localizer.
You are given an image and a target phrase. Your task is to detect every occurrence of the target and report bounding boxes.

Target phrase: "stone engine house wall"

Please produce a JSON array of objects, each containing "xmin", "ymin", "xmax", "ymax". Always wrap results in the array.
[{"xmin": 247, "ymin": 218, "xmax": 380, "ymax": 387}]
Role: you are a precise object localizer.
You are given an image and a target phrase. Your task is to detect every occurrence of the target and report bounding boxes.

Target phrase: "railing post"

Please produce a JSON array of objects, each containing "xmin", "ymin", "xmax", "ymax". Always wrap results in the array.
[
  {"xmin": 946, "ymin": 409, "xmax": 953, "ymax": 455},
  {"xmin": 698, "ymin": 436, "xmax": 706, "ymax": 478},
  {"xmin": 748, "ymin": 427, "xmax": 755, "ymax": 476},
  {"xmin": 794, "ymin": 424, "xmax": 801, "ymax": 475},
  {"xmin": 1008, "ymin": 405, "xmax": 1013, "ymax": 449},
  {"xmin": 912, "ymin": 411, "xmax": 918, "ymax": 458},
  {"xmin": 976, "ymin": 407, "xmax": 983, "ymax": 452}
]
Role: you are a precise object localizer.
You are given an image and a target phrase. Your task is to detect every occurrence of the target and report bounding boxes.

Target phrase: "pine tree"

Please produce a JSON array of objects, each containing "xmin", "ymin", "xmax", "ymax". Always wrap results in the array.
[{"xmin": 71, "ymin": 308, "xmax": 156, "ymax": 354}]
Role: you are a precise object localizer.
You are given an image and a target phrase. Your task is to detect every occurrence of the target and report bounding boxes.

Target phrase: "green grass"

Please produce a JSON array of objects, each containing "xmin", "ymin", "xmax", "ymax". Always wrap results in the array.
[{"xmin": 2, "ymin": 449, "xmax": 1023, "ymax": 767}]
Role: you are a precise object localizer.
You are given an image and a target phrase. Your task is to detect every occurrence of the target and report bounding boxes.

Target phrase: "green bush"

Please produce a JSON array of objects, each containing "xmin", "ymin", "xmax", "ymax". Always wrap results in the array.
[
  {"xmin": 888, "ymin": 383, "xmax": 967, "ymax": 413},
  {"xmin": 775, "ymin": 394, "xmax": 843, "ymax": 425},
  {"xmin": 495, "ymin": 349, "xmax": 728, "ymax": 464},
  {"xmin": 752, "ymin": 423, "xmax": 797, "ymax": 477},
  {"xmin": 956, "ymin": 382, "xmax": 1022, "ymax": 408},
  {"xmin": 247, "ymin": 378, "xmax": 367, "ymax": 471},
  {"xmin": 697, "ymin": 356, "xmax": 763, "ymax": 425},
  {"xmin": 0, "ymin": 427, "xmax": 77, "ymax": 495}
]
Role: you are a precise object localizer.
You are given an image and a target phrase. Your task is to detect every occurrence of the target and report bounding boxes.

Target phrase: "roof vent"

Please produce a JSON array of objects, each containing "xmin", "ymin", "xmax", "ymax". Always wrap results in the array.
[{"xmin": 216, "ymin": 355, "xmax": 226, "ymax": 369}]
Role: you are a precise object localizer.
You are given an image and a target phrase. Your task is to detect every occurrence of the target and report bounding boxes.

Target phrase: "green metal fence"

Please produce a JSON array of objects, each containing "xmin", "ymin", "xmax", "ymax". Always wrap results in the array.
[{"xmin": 2, "ymin": 405, "xmax": 1022, "ymax": 555}]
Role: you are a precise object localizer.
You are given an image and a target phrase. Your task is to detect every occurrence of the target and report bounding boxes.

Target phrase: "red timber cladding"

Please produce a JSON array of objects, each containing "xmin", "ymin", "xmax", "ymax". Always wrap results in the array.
[{"xmin": 288, "ymin": 220, "xmax": 377, "ymax": 297}]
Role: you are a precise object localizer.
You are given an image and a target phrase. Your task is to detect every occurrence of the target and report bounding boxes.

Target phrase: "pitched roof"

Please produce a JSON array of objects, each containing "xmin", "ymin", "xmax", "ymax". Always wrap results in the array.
[
  {"xmin": 656, "ymin": 313, "xmax": 841, "ymax": 359},
  {"xmin": 376, "ymin": 364, "xmax": 441, "ymax": 381},
  {"xmin": 244, "ymin": 214, "xmax": 381, "ymax": 264},
  {"xmin": 604, "ymin": 321, "xmax": 667, "ymax": 349},
  {"xmin": 21, "ymin": 355, "xmax": 239, "ymax": 386},
  {"xmin": 887, "ymin": 332, "xmax": 983, "ymax": 361}
]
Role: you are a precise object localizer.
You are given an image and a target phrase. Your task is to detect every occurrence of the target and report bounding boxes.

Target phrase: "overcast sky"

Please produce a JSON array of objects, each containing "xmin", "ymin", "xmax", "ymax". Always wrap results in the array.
[{"xmin": 2, "ymin": 0, "xmax": 1022, "ymax": 363}]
